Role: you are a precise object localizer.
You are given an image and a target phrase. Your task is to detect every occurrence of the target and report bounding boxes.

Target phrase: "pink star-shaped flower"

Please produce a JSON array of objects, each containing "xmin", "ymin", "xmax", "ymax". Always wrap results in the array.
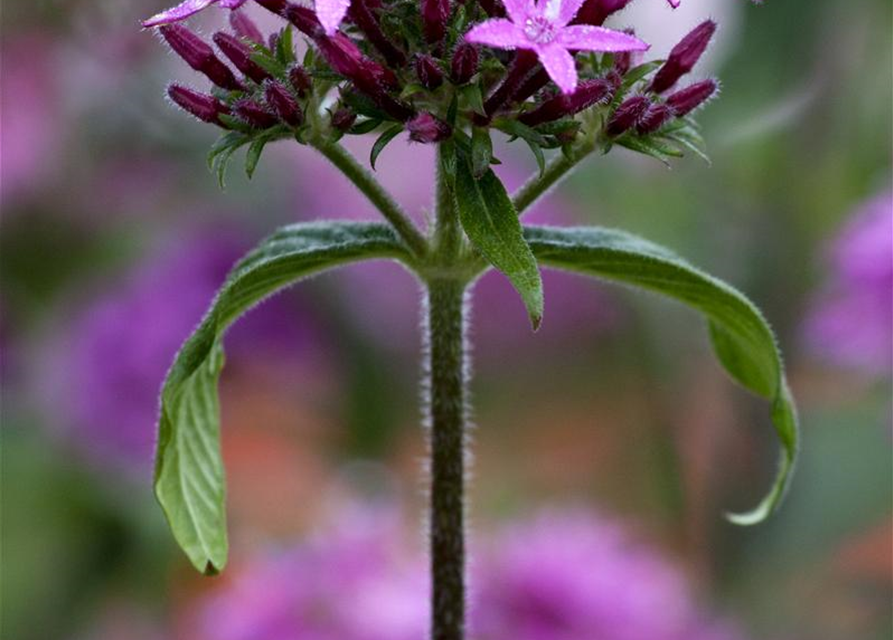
[
  {"xmin": 465, "ymin": 0, "xmax": 649, "ymax": 94},
  {"xmin": 143, "ymin": 0, "xmax": 249, "ymax": 28}
]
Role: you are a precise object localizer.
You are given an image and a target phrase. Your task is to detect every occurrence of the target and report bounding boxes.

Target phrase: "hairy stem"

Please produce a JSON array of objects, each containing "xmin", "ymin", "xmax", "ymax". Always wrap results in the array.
[
  {"xmin": 425, "ymin": 277, "xmax": 469, "ymax": 640},
  {"xmin": 512, "ymin": 135, "xmax": 597, "ymax": 216},
  {"xmin": 311, "ymin": 139, "xmax": 429, "ymax": 256}
]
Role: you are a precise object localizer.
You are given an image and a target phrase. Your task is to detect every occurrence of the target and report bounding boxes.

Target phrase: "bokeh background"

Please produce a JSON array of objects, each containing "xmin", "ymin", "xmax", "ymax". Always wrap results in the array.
[{"xmin": 2, "ymin": 0, "xmax": 891, "ymax": 639}]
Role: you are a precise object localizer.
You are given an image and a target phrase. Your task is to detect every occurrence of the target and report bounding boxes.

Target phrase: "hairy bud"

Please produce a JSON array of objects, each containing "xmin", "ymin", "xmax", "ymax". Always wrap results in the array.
[
  {"xmin": 451, "ymin": 42, "xmax": 479, "ymax": 85},
  {"xmin": 649, "ymin": 20, "xmax": 716, "ymax": 93},
  {"xmin": 229, "ymin": 10, "xmax": 265, "ymax": 45},
  {"xmin": 288, "ymin": 65, "xmax": 313, "ymax": 97},
  {"xmin": 213, "ymin": 32, "xmax": 271, "ymax": 84},
  {"xmin": 635, "ymin": 103, "xmax": 672, "ymax": 134},
  {"xmin": 606, "ymin": 95, "xmax": 650, "ymax": 136},
  {"xmin": 416, "ymin": 55, "xmax": 444, "ymax": 90},
  {"xmin": 331, "ymin": 107, "xmax": 357, "ymax": 131},
  {"xmin": 264, "ymin": 80, "xmax": 304, "ymax": 126},
  {"xmin": 408, "ymin": 112, "xmax": 452, "ymax": 143},
  {"xmin": 254, "ymin": 0, "xmax": 289, "ymax": 16},
  {"xmin": 233, "ymin": 98, "xmax": 280, "ymax": 128},
  {"xmin": 422, "ymin": 0, "xmax": 451, "ymax": 44},
  {"xmin": 159, "ymin": 25, "xmax": 244, "ymax": 91},
  {"xmin": 575, "ymin": 0, "xmax": 633, "ymax": 27},
  {"xmin": 519, "ymin": 77, "xmax": 613, "ymax": 126},
  {"xmin": 666, "ymin": 79, "xmax": 718, "ymax": 116},
  {"xmin": 168, "ymin": 84, "xmax": 230, "ymax": 125}
]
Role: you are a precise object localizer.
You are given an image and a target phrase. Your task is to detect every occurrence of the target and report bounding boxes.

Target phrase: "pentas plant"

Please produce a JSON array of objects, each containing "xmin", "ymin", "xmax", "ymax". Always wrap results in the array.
[{"xmin": 143, "ymin": 1, "xmax": 798, "ymax": 639}]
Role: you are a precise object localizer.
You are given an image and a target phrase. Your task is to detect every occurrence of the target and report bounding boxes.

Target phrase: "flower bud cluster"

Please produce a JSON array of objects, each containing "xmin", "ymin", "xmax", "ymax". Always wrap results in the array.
[{"xmin": 148, "ymin": 0, "xmax": 726, "ymax": 166}]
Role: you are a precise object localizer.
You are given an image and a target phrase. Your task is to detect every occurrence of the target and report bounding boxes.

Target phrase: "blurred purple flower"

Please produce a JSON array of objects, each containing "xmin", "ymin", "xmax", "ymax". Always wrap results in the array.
[
  {"xmin": 804, "ymin": 190, "xmax": 893, "ymax": 376},
  {"xmin": 185, "ymin": 505, "xmax": 744, "ymax": 640},
  {"xmin": 46, "ymin": 226, "xmax": 328, "ymax": 471}
]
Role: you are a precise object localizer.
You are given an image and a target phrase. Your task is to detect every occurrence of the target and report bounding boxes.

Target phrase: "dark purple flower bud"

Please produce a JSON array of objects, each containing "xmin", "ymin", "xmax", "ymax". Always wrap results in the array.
[
  {"xmin": 665, "ymin": 79, "xmax": 718, "ymax": 116},
  {"xmin": 167, "ymin": 84, "xmax": 230, "ymax": 125},
  {"xmin": 519, "ymin": 78, "xmax": 612, "ymax": 126},
  {"xmin": 350, "ymin": 0, "xmax": 406, "ymax": 67},
  {"xmin": 479, "ymin": 0, "xmax": 507, "ymax": 17},
  {"xmin": 289, "ymin": 65, "xmax": 313, "ymax": 97},
  {"xmin": 606, "ymin": 69, "xmax": 623, "ymax": 91},
  {"xmin": 422, "ymin": 0, "xmax": 451, "ymax": 44},
  {"xmin": 575, "ymin": 0, "xmax": 633, "ymax": 26},
  {"xmin": 635, "ymin": 103, "xmax": 672, "ymax": 134},
  {"xmin": 229, "ymin": 10, "xmax": 265, "ymax": 45},
  {"xmin": 606, "ymin": 95, "xmax": 650, "ymax": 136},
  {"xmin": 407, "ymin": 112, "xmax": 452, "ymax": 143},
  {"xmin": 451, "ymin": 42, "xmax": 478, "ymax": 85},
  {"xmin": 331, "ymin": 107, "xmax": 357, "ymax": 131},
  {"xmin": 268, "ymin": 31, "xmax": 281, "ymax": 52},
  {"xmin": 159, "ymin": 25, "xmax": 244, "ymax": 91},
  {"xmin": 415, "ymin": 55, "xmax": 444, "ymax": 90},
  {"xmin": 264, "ymin": 80, "xmax": 304, "ymax": 126},
  {"xmin": 254, "ymin": 0, "xmax": 289, "ymax": 16},
  {"xmin": 283, "ymin": 4, "xmax": 323, "ymax": 37},
  {"xmin": 213, "ymin": 32, "xmax": 271, "ymax": 84},
  {"xmin": 233, "ymin": 98, "xmax": 280, "ymax": 128},
  {"xmin": 649, "ymin": 20, "xmax": 716, "ymax": 93}
]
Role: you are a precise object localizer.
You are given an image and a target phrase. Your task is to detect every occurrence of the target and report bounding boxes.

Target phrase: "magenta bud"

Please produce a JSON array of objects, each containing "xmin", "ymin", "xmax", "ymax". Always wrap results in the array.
[
  {"xmin": 213, "ymin": 32, "xmax": 271, "ymax": 84},
  {"xmin": 264, "ymin": 80, "xmax": 304, "ymax": 126},
  {"xmin": 479, "ymin": 0, "xmax": 506, "ymax": 17},
  {"xmin": 606, "ymin": 95, "xmax": 650, "ymax": 136},
  {"xmin": 350, "ymin": 0, "xmax": 406, "ymax": 66},
  {"xmin": 254, "ymin": 0, "xmax": 289, "ymax": 16},
  {"xmin": 575, "ymin": 0, "xmax": 634, "ymax": 26},
  {"xmin": 331, "ymin": 107, "xmax": 357, "ymax": 131},
  {"xmin": 283, "ymin": 4, "xmax": 323, "ymax": 37},
  {"xmin": 233, "ymin": 98, "xmax": 280, "ymax": 128},
  {"xmin": 408, "ymin": 112, "xmax": 452, "ymax": 143},
  {"xmin": 167, "ymin": 84, "xmax": 230, "ymax": 125},
  {"xmin": 422, "ymin": 0, "xmax": 451, "ymax": 43},
  {"xmin": 451, "ymin": 42, "xmax": 478, "ymax": 85},
  {"xmin": 415, "ymin": 55, "xmax": 444, "ymax": 90},
  {"xmin": 229, "ymin": 10, "xmax": 265, "ymax": 45},
  {"xmin": 649, "ymin": 20, "xmax": 716, "ymax": 93},
  {"xmin": 288, "ymin": 65, "xmax": 312, "ymax": 97},
  {"xmin": 666, "ymin": 79, "xmax": 718, "ymax": 116},
  {"xmin": 635, "ymin": 103, "xmax": 672, "ymax": 134},
  {"xmin": 519, "ymin": 78, "xmax": 612, "ymax": 126},
  {"xmin": 159, "ymin": 25, "xmax": 244, "ymax": 91}
]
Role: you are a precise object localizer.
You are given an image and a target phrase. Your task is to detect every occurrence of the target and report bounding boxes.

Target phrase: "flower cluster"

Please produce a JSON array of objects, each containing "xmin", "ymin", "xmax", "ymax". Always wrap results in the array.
[{"xmin": 145, "ymin": 0, "xmax": 719, "ymax": 178}]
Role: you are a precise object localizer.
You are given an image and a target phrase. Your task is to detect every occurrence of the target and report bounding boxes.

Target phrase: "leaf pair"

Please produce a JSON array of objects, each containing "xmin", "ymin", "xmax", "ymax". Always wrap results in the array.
[{"xmin": 154, "ymin": 220, "xmax": 798, "ymax": 575}]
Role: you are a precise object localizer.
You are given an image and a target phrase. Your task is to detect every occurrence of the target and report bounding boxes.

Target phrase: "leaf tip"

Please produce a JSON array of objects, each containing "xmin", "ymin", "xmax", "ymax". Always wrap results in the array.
[{"xmin": 529, "ymin": 312, "xmax": 543, "ymax": 332}]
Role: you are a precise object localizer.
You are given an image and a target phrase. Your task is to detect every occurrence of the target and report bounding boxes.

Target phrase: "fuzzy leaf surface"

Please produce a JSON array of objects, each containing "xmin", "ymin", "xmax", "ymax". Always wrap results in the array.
[
  {"xmin": 155, "ymin": 222, "xmax": 412, "ymax": 574},
  {"xmin": 525, "ymin": 225, "xmax": 798, "ymax": 524}
]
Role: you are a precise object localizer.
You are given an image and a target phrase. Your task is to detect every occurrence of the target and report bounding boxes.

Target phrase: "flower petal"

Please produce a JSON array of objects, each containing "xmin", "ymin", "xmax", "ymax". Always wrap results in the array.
[
  {"xmin": 503, "ymin": 0, "xmax": 534, "ymax": 25},
  {"xmin": 465, "ymin": 19, "xmax": 530, "ymax": 49},
  {"xmin": 557, "ymin": 0, "xmax": 587, "ymax": 26},
  {"xmin": 558, "ymin": 25, "xmax": 650, "ymax": 52},
  {"xmin": 143, "ymin": 0, "xmax": 218, "ymax": 27},
  {"xmin": 316, "ymin": 0, "xmax": 351, "ymax": 35},
  {"xmin": 537, "ymin": 44, "xmax": 577, "ymax": 94},
  {"xmin": 219, "ymin": 0, "xmax": 249, "ymax": 7}
]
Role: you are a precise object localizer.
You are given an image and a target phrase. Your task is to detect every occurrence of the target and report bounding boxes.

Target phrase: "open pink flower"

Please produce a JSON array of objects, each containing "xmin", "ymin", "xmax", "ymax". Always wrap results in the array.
[
  {"xmin": 142, "ymin": 0, "xmax": 249, "ymax": 28},
  {"xmin": 465, "ymin": 0, "xmax": 649, "ymax": 94}
]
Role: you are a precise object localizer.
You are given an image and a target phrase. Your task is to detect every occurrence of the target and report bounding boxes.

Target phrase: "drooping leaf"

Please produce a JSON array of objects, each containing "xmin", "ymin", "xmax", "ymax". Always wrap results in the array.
[
  {"xmin": 370, "ymin": 124, "xmax": 403, "ymax": 170},
  {"xmin": 155, "ymin": 222, "xmax": 413, "ymax": 574},
  {"xmin": 245, "ymin": 137, "xmax": 267, "ymax": 179},
  {"xmin": 471, "ymin": 126, "xmax": 493, "ymax": 179},
  {"xmin": 524, "ymin": 225, "xmax": 798, "ymax": 524},
  {"xmin": 453, "ymin": 155, "xmax": 543, "ymax": 328}
]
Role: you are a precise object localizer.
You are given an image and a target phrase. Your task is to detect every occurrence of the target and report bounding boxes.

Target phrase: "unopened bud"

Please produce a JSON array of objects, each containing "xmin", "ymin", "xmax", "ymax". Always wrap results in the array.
[
  {"xmin": 665, "ymin": 79, "xmax": 718, "ymax": 116},
  {"xmin": 233, "ymin": 98, "xmax": 280, "ymax": 128},
  {"xmin": 415, "ymin": 55, "xmax": 444, "ymax": 90},
  {"xmin": 254, "ymin": 0, "xmax": 288, "ymax": 16},
  {"xmin": 422, "ymin": 0, "xmax": 451, "ymax": 43},
  {"xmin": 649, "ymin": 20, "xmax": 716, "ymax": 93},
  {"xmin": 229, "ymin": 10, "xmax": 265, "ymax": 45},
  {"xmin": 168, "ymin": 84, "xmax": 230, "ymax": 125},
  {"xmin": 331, "ymin": 107, "xmax": 357, "ymax": 131},
  {"xmin": 264, "ymin": 80, "xmax": 304, "ymax": 126},
  {"xmin": 288, "ymin": 65, "xmax": 313, "ymax": 97},
  {"xmin": 575, "ymin": 0, "xmax": 633, "ymax": 26},
  {"xmin": 479, "ymin": 0, "xmax": 507, "ymax": 17},
  {"xmin": 159, "ymin": 25, "xmax": 244, "ymax": 91},
  {"xmin": 635, "ymin": 103, "xmax": 672, "ymax": 134},
  {"xmin": 606, "ymin": 95, "xmax": 650, "ymax": 136},
  {"xmin": 408, "ymin": 112, "xmax": 452, "ymax": 143},
  {"xmin": 519, "ymin": 78, "xmax": 612, "ymax": 126},
  {"xmin": 213, "ymin": 32, "xmax": 271, "ymax": 84},
  {"xmin": 283, "ymin": 4, "xmax": 323, "ymax": 37},
  {"xmin": 451, "ymin": 42, "xmax": 478, "ymax": 85}
]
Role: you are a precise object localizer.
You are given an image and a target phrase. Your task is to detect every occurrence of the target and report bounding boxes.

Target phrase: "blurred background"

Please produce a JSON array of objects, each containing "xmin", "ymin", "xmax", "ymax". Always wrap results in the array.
[{"xmin": 2, "ymin": 0, "xmax": 891, "ymax": 639}]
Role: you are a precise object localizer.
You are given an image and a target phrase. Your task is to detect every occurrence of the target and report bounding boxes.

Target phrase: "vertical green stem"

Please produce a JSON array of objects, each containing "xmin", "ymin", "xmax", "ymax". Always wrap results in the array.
[{"xmin": 425, "ymin": 277, "xmax": 468, "ymax": 640}]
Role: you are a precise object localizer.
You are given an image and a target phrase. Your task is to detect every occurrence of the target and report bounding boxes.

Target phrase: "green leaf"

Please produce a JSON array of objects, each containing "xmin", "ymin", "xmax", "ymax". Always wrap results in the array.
[
  {"xmin": 275, "ymin": 26, "xmax": 294, "ymax": 65},
  {"xmin": 524, "ymin": 225, "xmax": 798, "ymax": 524},
  {"xmin": 454, "ymin": 155, "xmax": 543, "ymax": 328},
  {"xmin": 244, "ymin": 137, "xmax": 267, "ymax": 179},
  {"xmin": 370, "ymin": 124, "xmax": 404, "ymax": 170},
  {"xmin": 155, "ymin": 222, "xmax": 413, "ymax": 574},
  {"xmin": 348, "ymin": 118, "xmax": 383, "ymax": 135},
  {"xmin": 461, "ymin": 84, "xmax": 486, "ymax": 116},
  {"xmin": 471, "ymin": 126, "xmax": 493, "ymax": 179},
  {"xmin": 249, "ymin": 51, "xmax": 287, "ymax": 78},
  {"xmin": 494, "ymin": 119, "xmax": 548, "ymax": 175},
  {"xmin": 621, "ymin": 60, "xmax": 664, "ymax": 92}
]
